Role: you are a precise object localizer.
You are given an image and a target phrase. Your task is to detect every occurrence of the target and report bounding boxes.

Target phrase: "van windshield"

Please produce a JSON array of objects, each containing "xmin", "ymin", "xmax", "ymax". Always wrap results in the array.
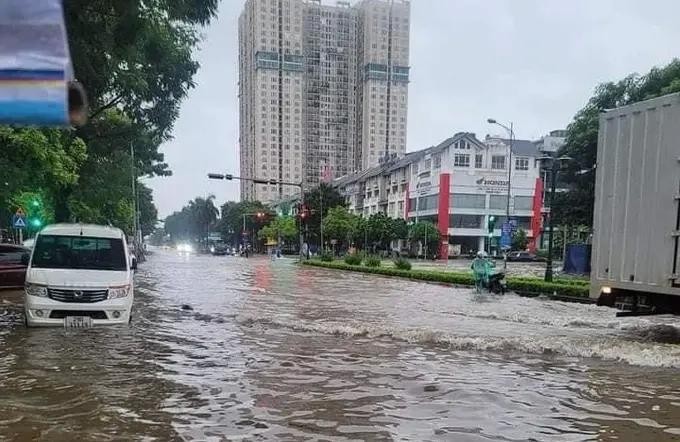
[{"xmin": 32, "ymin": 235, "xmax": 127, "ymax": 271}]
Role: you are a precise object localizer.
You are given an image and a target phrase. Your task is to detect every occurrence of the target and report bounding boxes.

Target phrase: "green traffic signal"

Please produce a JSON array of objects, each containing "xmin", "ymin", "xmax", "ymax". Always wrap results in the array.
[
  {"xmin": 487, "ymin": 215, "xmax": 497, "ymax": 233},
  {"xmin": 30, "ymin": 218, "xmax": 42, "ymax": 228},
  {"xmin": 31, "ymin": 199, "xmax": 40, "ymax": 207}
]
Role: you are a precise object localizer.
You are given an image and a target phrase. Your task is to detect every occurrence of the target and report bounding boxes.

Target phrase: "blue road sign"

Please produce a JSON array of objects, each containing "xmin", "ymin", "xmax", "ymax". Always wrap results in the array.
[
  {"xmin": 12, "ymin": 214, "xmax": 26, "ymax": 229},
  {"xmin": 500, "ymin": 222, "xmax": 512, "ymax": 249}
]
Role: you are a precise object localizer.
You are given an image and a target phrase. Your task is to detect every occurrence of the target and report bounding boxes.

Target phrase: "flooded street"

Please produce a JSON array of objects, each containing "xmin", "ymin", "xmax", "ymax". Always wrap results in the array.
[{"xmin": 1, "ymin": 250, "xmax": 680, "ymax": 441}]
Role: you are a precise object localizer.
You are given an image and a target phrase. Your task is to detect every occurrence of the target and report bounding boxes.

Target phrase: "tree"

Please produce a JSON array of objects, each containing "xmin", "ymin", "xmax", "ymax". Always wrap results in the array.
[
  {"xmin": 322, "ymin": 206, "xmax": 359, "ymax": 249},
  {"xmin": 366, "ymin": 212, "xmax": 395, "ymax": 251},
  {"xmin": 408, "ymin": 222, "xmax": 440, "ymax": 258},
  {"xmin": 511, "ymin": 228, "xmax": 529, "ymax": 251},
  {"xmin": 558, "ymin": 59, "xmax": 680, "ymax": 226},
  {"xmin": 164, "ymin": 195, "xmax": 218, "ymax": 245},
  {"xmin": 217, "ymin": 200, "xmax": 271, "ymax": 245},
  {"xmin": 137, "ymin": 184, "xmax": 158, "ymax": 237},
  {"xmin": 1, "ymin": 1, "xmax": 219, "ymax": 233},
  {"xmin": 392, "ymin": 218, "xmax": 409, "ymax": 241},
  {"xmin": 258, "ymin": 216, "xmax": 297, "ymax": 245},
  {"xmin": 304, "ymin": 183, "xmax": 345, "ymax": 245}
]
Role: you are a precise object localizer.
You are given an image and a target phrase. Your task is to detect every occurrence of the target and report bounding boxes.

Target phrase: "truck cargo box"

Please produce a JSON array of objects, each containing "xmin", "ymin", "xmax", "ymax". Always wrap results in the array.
[{"xmin": 591, "ymin": 92, "xmax": 680, "ymax": 312}]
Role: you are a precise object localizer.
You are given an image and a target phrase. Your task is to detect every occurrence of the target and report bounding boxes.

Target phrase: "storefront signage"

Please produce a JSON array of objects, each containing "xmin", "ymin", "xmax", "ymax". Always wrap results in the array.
[{"xmin": 475, "ymin": 177, "xmax": 510, "ymax": 194}]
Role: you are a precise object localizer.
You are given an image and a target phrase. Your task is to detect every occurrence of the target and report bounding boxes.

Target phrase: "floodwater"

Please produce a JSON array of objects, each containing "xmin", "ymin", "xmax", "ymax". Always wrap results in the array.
[{"xmin": 1, "ymin": 250, "xmax": 679, "ymax": 441}]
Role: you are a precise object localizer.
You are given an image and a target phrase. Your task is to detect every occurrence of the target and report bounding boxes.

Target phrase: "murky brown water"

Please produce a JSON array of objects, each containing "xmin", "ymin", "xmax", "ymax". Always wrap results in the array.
[{"xmin": 1, "ymin": 249, "xmax": 679, "ymax": 441}]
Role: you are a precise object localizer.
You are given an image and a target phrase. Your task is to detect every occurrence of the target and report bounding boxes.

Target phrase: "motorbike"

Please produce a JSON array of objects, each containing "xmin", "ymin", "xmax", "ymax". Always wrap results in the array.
[{"xmin": 485, "ymin": 272, "xmax": 507, "ymax": 295}]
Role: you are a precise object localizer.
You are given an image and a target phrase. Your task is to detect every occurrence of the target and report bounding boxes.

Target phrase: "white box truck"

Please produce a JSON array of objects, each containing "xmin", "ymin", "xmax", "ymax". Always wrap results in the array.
[{"xmin": 591, "ymin": 92, "xmax": 680, "ymax": 315}]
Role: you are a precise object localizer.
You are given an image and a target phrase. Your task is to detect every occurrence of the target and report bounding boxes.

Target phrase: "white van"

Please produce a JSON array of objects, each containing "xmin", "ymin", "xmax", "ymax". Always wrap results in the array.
[{"xmin": 24, "ymin": 224, "xmax": 135, "ymax": 327}]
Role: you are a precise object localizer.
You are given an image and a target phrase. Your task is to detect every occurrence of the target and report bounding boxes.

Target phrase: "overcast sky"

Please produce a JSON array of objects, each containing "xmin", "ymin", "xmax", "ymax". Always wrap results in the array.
[{"xmin": 148, "ymin": 0, "xmax": 680, "ymax": 217}]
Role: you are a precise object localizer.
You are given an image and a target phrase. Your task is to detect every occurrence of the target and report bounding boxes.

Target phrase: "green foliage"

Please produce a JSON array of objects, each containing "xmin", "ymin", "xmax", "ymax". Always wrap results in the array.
[
  {"xmin": 303, "ymin": 183, "xmax": 345, "ymax": 244},
  {"xmin": 164, "ymin": 195, "xmax": 219, "ymax": 244},
  {"xmin": 218, "ymin": 200, "xmax": 271, "ymax": 245},
  {"xmin": 65, "ymin": 0, "xmax": 219, "ymax": 143},
  {"xmin": 1, "ymin": 1, "xmax": 219, "ymax": 232},
  {"xmin": 322, "ymin": 206, "xmax": 359, "ymax": 247},
  {"xmin": 364, "ymin": 255, "xmax": 381, "ymax": 267},
  {"xmin": 303, "ymin": 261, "xmax": 589, "ymax": 298},
  {"xmin": 259, "ymin": 216, "xmax": 297, "ymax": 244},
  {"xmin": 511, "ymin": 228, "xmax": 529, "ymax": 251},
  {"xmin": 558, "ymin": 59, "xmax": 680, "ymax": 226},
  {"xmin": 344, "ymin": 253, "xmax": 363, "ymax": 265},
  {"xmin": 319, "ymin": 250, "xmax": 334, "ymax": 262},
  {"xmin": 408, "ymin": 221, "xmax": 440, "ymax": 257},
  {"xmin": 393, "ymin": 257, "xmax": 412, "ymax": 270}
]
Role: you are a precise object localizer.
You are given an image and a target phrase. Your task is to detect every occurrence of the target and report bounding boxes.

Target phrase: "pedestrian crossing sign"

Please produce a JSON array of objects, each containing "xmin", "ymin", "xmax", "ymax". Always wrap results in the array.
[{"xmin": 13, "ymin": 215, "xmax": 26, "ymax": 228}]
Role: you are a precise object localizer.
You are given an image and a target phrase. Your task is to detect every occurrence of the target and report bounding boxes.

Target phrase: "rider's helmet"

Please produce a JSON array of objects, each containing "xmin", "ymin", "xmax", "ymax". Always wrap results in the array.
[{"xmin": 476, "ymin": 251, "xmax": 485, "ymax": 258}]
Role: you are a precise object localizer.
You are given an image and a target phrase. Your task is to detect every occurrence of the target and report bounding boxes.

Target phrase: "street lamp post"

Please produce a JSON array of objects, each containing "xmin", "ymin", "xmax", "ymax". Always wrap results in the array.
[
  {"xmin": 538, "ymin": 155, "xmax": 572, "ymax": 282},
  {"xmin": 208, "ymin": 173, "xmax": 305, "ymax": 260},
  {"xmin": 487, "ymin": 119, "xmax": 514, "ymax": 270}
]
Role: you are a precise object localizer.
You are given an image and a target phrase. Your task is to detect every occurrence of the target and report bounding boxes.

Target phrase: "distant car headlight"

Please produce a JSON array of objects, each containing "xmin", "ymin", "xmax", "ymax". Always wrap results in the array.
[
  {"xmin": 25, "ymin": 283, "xmax": 48, "ymax": 297},
  {"xmin": 210, "ymin": 246, "xmax": 215, "ymax": 253},
  {"xmin": 108, "ymin": 285, "xmax": 130, "ymax": 299}
]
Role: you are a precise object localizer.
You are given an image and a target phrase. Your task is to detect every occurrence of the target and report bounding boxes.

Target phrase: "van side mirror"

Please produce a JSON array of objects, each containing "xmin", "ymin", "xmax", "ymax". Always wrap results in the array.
[
  {"xmin": 130, "ymin": 256, "xmax": 138, "ymax": 270},
  {"xmin": 21, "ymin": 253, "xmax": 29, "ymax": 266}
]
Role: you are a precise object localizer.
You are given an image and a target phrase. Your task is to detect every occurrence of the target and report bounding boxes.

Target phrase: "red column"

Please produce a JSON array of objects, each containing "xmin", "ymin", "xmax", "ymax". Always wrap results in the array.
[
  {"xmin": 404, "ymin": 186, "xmax": 410, "ymax": 219},
  {"xmin": 528, "ymin": 177, "xmax": 544, "ymax": 252},
  {"xmin": 437, "ymin": 173, "xmax": 451, "ymax": 259}
]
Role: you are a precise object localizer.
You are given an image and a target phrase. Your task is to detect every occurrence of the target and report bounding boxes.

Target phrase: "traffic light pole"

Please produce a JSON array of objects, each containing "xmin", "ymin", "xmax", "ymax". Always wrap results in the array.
[{"xmin": 208, "ymin": 173, "xmax": 305, "ymax": 260}]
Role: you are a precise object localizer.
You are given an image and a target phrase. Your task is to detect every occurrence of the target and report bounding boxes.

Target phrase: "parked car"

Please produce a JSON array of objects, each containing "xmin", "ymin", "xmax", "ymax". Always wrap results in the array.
[
  {"xmin": 24, "ymin": 223, "xmax": 135, "ymax": 327},
  {"xmin": 506, "ymin": 251, "xmax": 542, "ymax": 262},
  {"xmin": 0, "ymin": 244, "xmax": 30, "ymax": 289}
]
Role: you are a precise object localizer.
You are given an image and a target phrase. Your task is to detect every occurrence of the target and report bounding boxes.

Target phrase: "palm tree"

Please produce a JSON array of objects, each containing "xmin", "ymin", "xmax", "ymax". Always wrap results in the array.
[{"xmin": 187, "ymin": 195, "xmax": 219, "ymax": 247}]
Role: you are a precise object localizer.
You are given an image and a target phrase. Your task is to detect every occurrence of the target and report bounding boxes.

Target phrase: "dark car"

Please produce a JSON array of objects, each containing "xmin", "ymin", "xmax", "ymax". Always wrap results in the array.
[
  {"xmin": 0, "ymin": 244, "xmax": 30, "ymax": 289},
  {"xmin": 506, "ymin": 251, "xmax": 541, "ymax": 262},
  {"xmin": 210, "ymin": 242, "xmax": 229, "ymax": 256}
]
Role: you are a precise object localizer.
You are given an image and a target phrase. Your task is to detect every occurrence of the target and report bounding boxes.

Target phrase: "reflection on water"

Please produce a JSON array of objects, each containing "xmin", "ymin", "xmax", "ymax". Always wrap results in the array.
[{"xmin": 0, "ymin": 250, "xmax": 679, "ymax": 440}]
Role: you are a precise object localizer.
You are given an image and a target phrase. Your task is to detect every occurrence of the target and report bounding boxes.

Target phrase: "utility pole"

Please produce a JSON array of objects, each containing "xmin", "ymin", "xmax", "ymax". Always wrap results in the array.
[
  {"xmin": 545, "ymin": 162, "xmax": 558, "ymax": 282},
  {"xmin": 130, "ymin": 142, "xmax": 138, "ymax": 253},
  {"xmin": 319, "ymin": 190, "xmax": 324, "ymax": 253}
]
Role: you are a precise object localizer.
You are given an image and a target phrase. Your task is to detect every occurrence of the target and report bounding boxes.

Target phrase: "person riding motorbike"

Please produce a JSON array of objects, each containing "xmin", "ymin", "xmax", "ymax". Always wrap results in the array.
[{"xmin": 471, "ymin": 251, "xmax": 494, "ymax": 292}]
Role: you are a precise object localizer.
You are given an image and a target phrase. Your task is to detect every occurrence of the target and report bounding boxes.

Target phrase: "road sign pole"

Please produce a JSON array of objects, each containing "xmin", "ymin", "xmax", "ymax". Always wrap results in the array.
[{"xmin": 19, "ymin": 229, "xmax": 23, "ymax": 245}]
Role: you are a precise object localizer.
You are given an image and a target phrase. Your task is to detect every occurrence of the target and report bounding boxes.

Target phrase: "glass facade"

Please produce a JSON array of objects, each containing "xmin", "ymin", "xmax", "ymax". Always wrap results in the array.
[
  {"xmin": 514, "ymin": 195, "xmax": 534, "ymax": 211},
  {"xmin": 449, "ymin": 214, "xmax": 483, "ymax": 228},
  {"xmin": 450, "ymin": 193, "xmax": 485, "ymax": 209},
  {"xmin": 489, "ymin": 195, "xmax": 508, "ymax": 210}
]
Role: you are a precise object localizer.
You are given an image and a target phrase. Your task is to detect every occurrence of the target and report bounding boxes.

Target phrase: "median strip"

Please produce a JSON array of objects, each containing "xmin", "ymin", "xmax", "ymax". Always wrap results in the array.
[{"xmin": 301, "ymin": 260, "xmax": 591, "ymax": 300}]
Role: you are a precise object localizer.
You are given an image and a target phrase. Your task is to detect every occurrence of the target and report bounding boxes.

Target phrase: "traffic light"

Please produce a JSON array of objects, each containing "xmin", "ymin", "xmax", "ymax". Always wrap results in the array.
[
  {"xmin": 487, "ymin": 215, "xmax": 496, "ymax": 237},
  {"xmin": 31, "ymin": 199, "xmax": 40, "ymax": 208},
  {"xmin": 30, "ymin": 218, "xmax": 42, "ymax": 228}
]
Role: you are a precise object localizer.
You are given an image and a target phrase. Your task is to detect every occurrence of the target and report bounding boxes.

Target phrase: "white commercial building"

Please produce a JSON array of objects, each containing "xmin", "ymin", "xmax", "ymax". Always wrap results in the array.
[
  {"xmin": 334, "ymin": 132, "xmax": 544, "ymax": 257},
  {"xmin": 238, "ymin": 0, "xmax": 411, "ymax": 203}
]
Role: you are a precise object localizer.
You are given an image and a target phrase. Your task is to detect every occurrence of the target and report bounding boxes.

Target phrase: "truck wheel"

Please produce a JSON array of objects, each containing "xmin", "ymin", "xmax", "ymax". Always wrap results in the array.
[{"xmin": 597, "ymin": 292, "xmax": 615, "ymax": 307}]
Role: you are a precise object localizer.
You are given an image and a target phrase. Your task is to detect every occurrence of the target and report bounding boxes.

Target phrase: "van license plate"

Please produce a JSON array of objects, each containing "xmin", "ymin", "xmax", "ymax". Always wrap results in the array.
[{"xmin": 64, "ymin": 316, "xmax": 93, "ymax": 328}]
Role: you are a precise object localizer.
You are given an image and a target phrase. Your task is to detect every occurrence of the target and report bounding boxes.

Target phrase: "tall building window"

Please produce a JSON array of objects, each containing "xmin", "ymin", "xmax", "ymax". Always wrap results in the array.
[
  {"xmin": 454, "ymin": 153, "xmax": 470, "ymax": 167},
  {"xmin": 515, "ymin": 157, "xmax": 529, "ymax": 171},
  {"xmin": 491, "ymin": 155, "xmax": 506, "ymax": 170},
  {"xmin": 475, "ymin": 154, "xmax": 483, "ymax": 168},
  {"xmin": 433, "ymin": 153, "xmax": 441, "ymax": 169}
]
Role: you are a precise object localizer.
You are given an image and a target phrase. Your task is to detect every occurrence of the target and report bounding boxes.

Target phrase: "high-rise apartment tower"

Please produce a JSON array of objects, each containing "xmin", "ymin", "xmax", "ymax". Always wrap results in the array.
[{"xmin": 239, "ymin": 0, "xmax": 410, "ymax": 202}]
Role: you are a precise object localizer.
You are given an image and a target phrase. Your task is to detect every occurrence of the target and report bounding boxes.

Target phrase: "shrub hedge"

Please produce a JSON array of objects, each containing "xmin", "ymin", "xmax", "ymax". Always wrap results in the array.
[
  {"xmin": 364, "ymin": 255, "xmax": 381, "ymax": 267},
  {"xmin": 302, "ymin": 260, "xmax": 589, "ymax": 298},
  {"xmin": 319, "ymin": 250, "xmax": 334, "ymax": 262},
  {"xmin": 393, "ymin": 257, "xmax": 412, "ymax": 270},
  {"xmin": 344, "ymin": 254, "xmax": 362, "ymax": 265}
]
